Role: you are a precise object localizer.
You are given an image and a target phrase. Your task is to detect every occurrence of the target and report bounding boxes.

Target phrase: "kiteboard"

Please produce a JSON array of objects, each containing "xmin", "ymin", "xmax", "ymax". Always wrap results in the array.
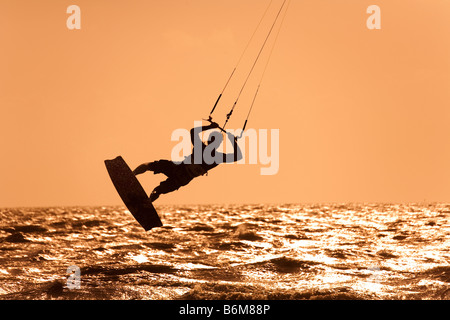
[{"xmin": 104, "ymin": 156, "xmax": 162, "ymax": 231}]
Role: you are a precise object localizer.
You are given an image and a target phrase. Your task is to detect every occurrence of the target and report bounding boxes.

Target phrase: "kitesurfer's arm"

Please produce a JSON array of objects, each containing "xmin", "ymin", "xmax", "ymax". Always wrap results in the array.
[{"xmin": 224, "ymin": 132, "xmax": 243, "ymax": 163}]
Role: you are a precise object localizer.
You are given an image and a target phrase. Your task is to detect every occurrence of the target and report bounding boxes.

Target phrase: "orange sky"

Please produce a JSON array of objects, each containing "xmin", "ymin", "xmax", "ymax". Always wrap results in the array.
[{"xmin": 1, "ymin": 0, "xmax": 449, "ymax": 207}]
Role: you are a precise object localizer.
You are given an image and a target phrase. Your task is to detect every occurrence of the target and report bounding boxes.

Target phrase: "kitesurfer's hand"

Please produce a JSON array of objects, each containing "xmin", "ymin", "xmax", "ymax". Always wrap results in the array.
[
  {"xmin": 209, "ymin": 121, "xmax": 220, "ymax": 129},
  {"xmin": 227, "ymin": 132, "xmax": 237, "ymax": 142}
]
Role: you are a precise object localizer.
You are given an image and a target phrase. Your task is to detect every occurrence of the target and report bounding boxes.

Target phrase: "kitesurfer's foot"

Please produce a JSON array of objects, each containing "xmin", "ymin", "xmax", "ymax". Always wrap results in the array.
[
  {"xmin": 149, "ymin": 191, "xmax": 160, "ymax": 202},
  {"xmin": 133, "ymin": 164, "xmax": 149, "ymax": 176}
]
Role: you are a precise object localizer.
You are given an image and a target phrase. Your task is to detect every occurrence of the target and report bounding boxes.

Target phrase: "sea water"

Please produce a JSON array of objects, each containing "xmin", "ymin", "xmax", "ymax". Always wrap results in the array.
[{"xmin": 0, "ymin": 203, "xmax": 448, "ymax": 299}]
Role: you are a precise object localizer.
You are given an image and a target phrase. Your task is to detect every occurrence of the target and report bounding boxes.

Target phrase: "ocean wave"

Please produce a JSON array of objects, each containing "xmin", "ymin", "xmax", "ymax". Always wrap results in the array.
[
  {"xmin": 177, "ymin": 282, "xmax": 373, "ymax": 300},
  {"xmin": 233, "ymin": 223, "xmax": 264, "ymax": 241},
  {"xmin": 0, "ymin": 204, "xmax": 448, "ymax": 300}
]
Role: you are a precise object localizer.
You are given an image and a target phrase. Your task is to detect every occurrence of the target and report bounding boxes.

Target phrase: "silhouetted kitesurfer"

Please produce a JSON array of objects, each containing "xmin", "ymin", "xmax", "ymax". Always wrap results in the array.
[{"xmin": 133, "ymin": 122, "xmax": 242, "ymax": 202}]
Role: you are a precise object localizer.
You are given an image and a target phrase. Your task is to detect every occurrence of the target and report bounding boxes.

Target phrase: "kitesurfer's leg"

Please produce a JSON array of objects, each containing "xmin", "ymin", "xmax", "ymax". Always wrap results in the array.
[
  {"xmin": 133, "ymin": 160, "xmax": 177, "ymax": 176},
  {"xmin": 149, "ymin": 178, "xmax": 182, "ymax": 202},
  {"xmin": 149, "ymin": 191, "xmax": 160, "ymax": 202}
]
